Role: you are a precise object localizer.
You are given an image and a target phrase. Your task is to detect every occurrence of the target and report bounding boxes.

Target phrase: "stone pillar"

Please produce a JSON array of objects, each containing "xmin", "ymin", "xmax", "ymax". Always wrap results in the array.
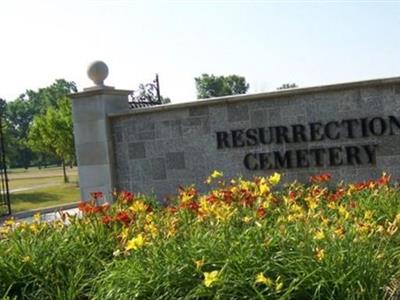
[{"xmin": 70, "ymin": 61, "xmax": 131, "ymax": 203}]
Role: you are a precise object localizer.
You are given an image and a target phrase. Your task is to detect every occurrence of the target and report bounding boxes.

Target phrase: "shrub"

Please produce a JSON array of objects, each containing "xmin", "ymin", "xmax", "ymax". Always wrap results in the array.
[{"xmin": 1, "ymin": 172, "xmax": 399, "ymax": 299}]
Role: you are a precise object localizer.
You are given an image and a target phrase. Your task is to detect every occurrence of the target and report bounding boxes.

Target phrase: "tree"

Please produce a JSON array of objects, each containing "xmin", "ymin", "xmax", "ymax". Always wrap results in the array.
[
  {"xmin": 34, "ymin": 79, "xmax": 77, "ymax": 111},
  {"xmin": 27, "ymin": 97, "xmax": 75, "ymax": 182},
  {"xmin": 5, "ymin": 79, "xmax": 77, "ymax": 169},
  {"xmin": 277, "ymin": 83, "xmax": 298, "ymax": 90},
  {"xmin": 195, "ymin": 74, "xmax": 249, "ymax": 99},
  {"xmin": 5, "ymin": 98, "xmax": 36, "ymax": 168}
]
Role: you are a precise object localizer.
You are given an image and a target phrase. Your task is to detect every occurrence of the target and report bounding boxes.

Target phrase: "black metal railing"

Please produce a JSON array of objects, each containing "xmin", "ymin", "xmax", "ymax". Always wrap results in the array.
[
  {"xmin": 128, "ymin": 74, "xmax": 163, "ymax": 109},
  {"xmin": 0, "ymin": 98, "xmax": 10, "ymax": 217}
]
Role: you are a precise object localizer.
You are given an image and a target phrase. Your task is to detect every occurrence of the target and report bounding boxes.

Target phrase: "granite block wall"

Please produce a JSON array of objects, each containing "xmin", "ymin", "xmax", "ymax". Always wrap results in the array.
[{"xmin": 110, "ymin": 81, "xmax": 400, "ymax": 200}]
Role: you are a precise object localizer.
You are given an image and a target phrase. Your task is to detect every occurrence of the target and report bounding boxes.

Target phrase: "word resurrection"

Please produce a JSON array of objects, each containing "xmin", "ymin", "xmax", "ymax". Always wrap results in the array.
[{"xmin": 216, "ymin": 115, "xmax": 400, "ymax": 170}]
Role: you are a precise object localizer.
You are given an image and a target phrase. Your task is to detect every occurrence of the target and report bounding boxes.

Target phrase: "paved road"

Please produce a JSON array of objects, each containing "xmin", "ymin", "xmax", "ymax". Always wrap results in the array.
[
  {"xmin": 1, "ymin": 204, "xmax": 80, "ymax": 225},
  {"xmin": 19, "ymin": 207, "xmax": 80, "ymax": 223}
]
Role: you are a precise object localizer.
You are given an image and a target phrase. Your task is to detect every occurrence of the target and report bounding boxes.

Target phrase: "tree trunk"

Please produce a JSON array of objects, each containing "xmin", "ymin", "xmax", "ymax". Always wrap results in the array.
[{"xmin": 62, "ymin": 159, "xmax": 69, "ymax": 183}]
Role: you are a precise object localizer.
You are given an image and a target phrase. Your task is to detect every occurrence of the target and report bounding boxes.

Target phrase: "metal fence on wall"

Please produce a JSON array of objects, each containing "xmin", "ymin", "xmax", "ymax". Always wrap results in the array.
[{"xmin": 128, "ymin": 74, "xmax": 163, "ymax": 109}]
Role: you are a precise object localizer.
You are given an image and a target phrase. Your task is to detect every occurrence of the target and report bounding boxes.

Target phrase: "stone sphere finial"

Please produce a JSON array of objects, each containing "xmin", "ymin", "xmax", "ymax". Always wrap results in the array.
[{"xmin": 87, "ymin": 61, "xmax": 109, "ymax": 86}]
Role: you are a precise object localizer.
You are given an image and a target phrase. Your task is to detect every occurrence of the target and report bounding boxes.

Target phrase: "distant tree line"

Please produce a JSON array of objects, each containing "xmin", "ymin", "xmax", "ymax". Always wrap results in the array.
[{"xmin": 3, "ymin": 79, "xmax": 77, "ymax": 182}]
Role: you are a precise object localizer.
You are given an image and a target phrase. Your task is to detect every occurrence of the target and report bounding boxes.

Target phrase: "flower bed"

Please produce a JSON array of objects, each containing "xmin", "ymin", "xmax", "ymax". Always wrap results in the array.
[{"xmin": 1, "ymin": 172, "xmax": 400, "ymax": 299}]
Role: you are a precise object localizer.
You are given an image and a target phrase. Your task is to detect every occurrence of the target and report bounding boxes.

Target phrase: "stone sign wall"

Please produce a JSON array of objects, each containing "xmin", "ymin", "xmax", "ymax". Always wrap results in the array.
[{"xmin": 107, "ymin": 79, "xmax": 400, "ymax": 200}]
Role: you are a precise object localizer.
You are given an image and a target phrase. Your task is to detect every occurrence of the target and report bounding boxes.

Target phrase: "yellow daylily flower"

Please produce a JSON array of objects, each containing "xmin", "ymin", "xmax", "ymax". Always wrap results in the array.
[
  {"xmin": 33, "ymin": 213, "xmax": 41, "ymax": 223},
  {"xmin": 259, "ymin": 183, "xmax": 269, "ymax": 195},
  {"xmin": 386, "ymin": 221, "xmax": 398, "ymax": 236},
  {"xmin": 307, "ymin": 199, "xmax": 318, "ymax": 211},
  {"xmin": 211, "ymin": 170, "xmax": 223, "ymax": 178},
  {"xmin": 315, "ymin": 247, "xmax": 325, "ymax": 261},
  {"xmin": 203, "ymin": 270, "xmax": 219, "ymax": 287},
  {"xmin": 258, "ymin": 177, "xmax": 270, "ymax": 195},
  {"xmin": 21, "ymin": 256, "xmax": 31, "ymax": 263},
  {"xmin": 255, "ymin": 272, "xmax": 273, "ymax": 287},
  {"xmin": 144, "ymin": 223, "xmax": 158, "ymax": 238},
  {"xmin": 120, "ymin": 227, "xmax": 129, "ymax": 241},
  {"xmin": 321, "ymin": 216, "xmax": 329, "ymax": 226},
  {"xmin": 314, "ymin": 229, "xmax": 325, "ymax": 240},
  {"xmin": 262, "ymin": 200, "xmax": 271, "ymax": 209},
  {"xmin": 206, "ymin": 170, "xmax": 224, "ymax": 184},
  {"xmin": 338, "ymin": 205, "xmax": 350, "ymax": 220},
  {"xmin": 0, "ymin": 226, "xmax": 10, "ymax": 235},
  {"xmin": 268, "ymin": 172, "xmax": 281, "ymax": 185},
  {"xmin": 327, "ymin": 202, "xmax": 337, "ymax": 210},
  {"xmin": 29, "ymin": 224, "xmax": 39, "ymax": 234},
  {"xmin": 214, "ymin": 203, "xmax": 236, "ymax": 222},
  {"xmin": 242, "ymin": 216, "xmax": 253, "ymax": 224},
  {"xmin": 395, "ymin": 213, "xmax": 400, "ymax": 223},
  {"xmin": 129, "ymin": 201, "xmax": 147, "ymax": 213},
  {"xmin": 145, "ymin": 213, "xmax": 154, "ymax": 223},
  {"xmin": 4, "ymin": 219, "xmax": 15, "ymax": 226},
  {"xmin": 125, "ymin": 234, "xmax": 145, "ymax": 251},
  {"xmin": 181, "ymin": 193, "xmax": 192, "ymax": 203},
  {"xmin": 334, "ymin": 226, "xmax": 345, "ymax": 239},
  {"xmin": 194, "ymin": 259, "xmax": 204, "ymax": 270},
  {"xmin": 364, "ymin": 210, "xmax": 373, "ymax": 220}
]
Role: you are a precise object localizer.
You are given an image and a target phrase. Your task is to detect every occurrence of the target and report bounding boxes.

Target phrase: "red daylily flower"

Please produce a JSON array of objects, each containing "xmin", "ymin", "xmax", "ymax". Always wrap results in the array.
[
  {"xmin": 310, "ymin": 173, "xmax": 332, "ymax": 184},
  {"xmin": 90, "ymin": 192, "xmax": 104, "ymax": 200},
  {"xmin": 115, "ymin": 211, "xmax": 132, "ymax": 226},
  {"xmin": 102, "ymin": 215, "xmax": 113, "ymax": 225}
]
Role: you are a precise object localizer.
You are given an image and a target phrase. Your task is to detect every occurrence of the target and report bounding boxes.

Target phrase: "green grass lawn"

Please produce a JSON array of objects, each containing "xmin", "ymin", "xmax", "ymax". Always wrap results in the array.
[
  {"xmin": 8, "ymin": 166, "xmax": 78, "ymax": 179},
  {"xmin": 10, "ymin": 184, "xmax": 80, "ymax": 213},
  {"xmin": 6, "ymin": 166, "xmax": 80, "ymax": 213},
  {"xmin": 8, "ymin": 175, "xmax": 79, "ymax": 191}
]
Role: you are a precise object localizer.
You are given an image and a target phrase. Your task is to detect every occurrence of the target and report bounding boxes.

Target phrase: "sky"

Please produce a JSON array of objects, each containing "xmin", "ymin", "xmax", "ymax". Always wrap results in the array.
[{"xmin": 0, "ymin": 0, "xmax": 399, "ymax": 103}]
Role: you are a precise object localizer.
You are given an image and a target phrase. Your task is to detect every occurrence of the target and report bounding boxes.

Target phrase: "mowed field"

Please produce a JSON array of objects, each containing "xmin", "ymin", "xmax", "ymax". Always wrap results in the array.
[{"xmin": 7, "ymin": 166, "xmax": 80, "ymax": 213}]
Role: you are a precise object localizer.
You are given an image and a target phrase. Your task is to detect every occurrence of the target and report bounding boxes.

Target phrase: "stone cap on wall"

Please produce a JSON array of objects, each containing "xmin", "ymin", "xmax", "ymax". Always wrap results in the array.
[
  {"xmin": 108, "ymin": 75, "xmax": 400, "ymax": 118},
  {"xmin": 70, "ymin": 88, "xmax": 132, "ymax": 99}
]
